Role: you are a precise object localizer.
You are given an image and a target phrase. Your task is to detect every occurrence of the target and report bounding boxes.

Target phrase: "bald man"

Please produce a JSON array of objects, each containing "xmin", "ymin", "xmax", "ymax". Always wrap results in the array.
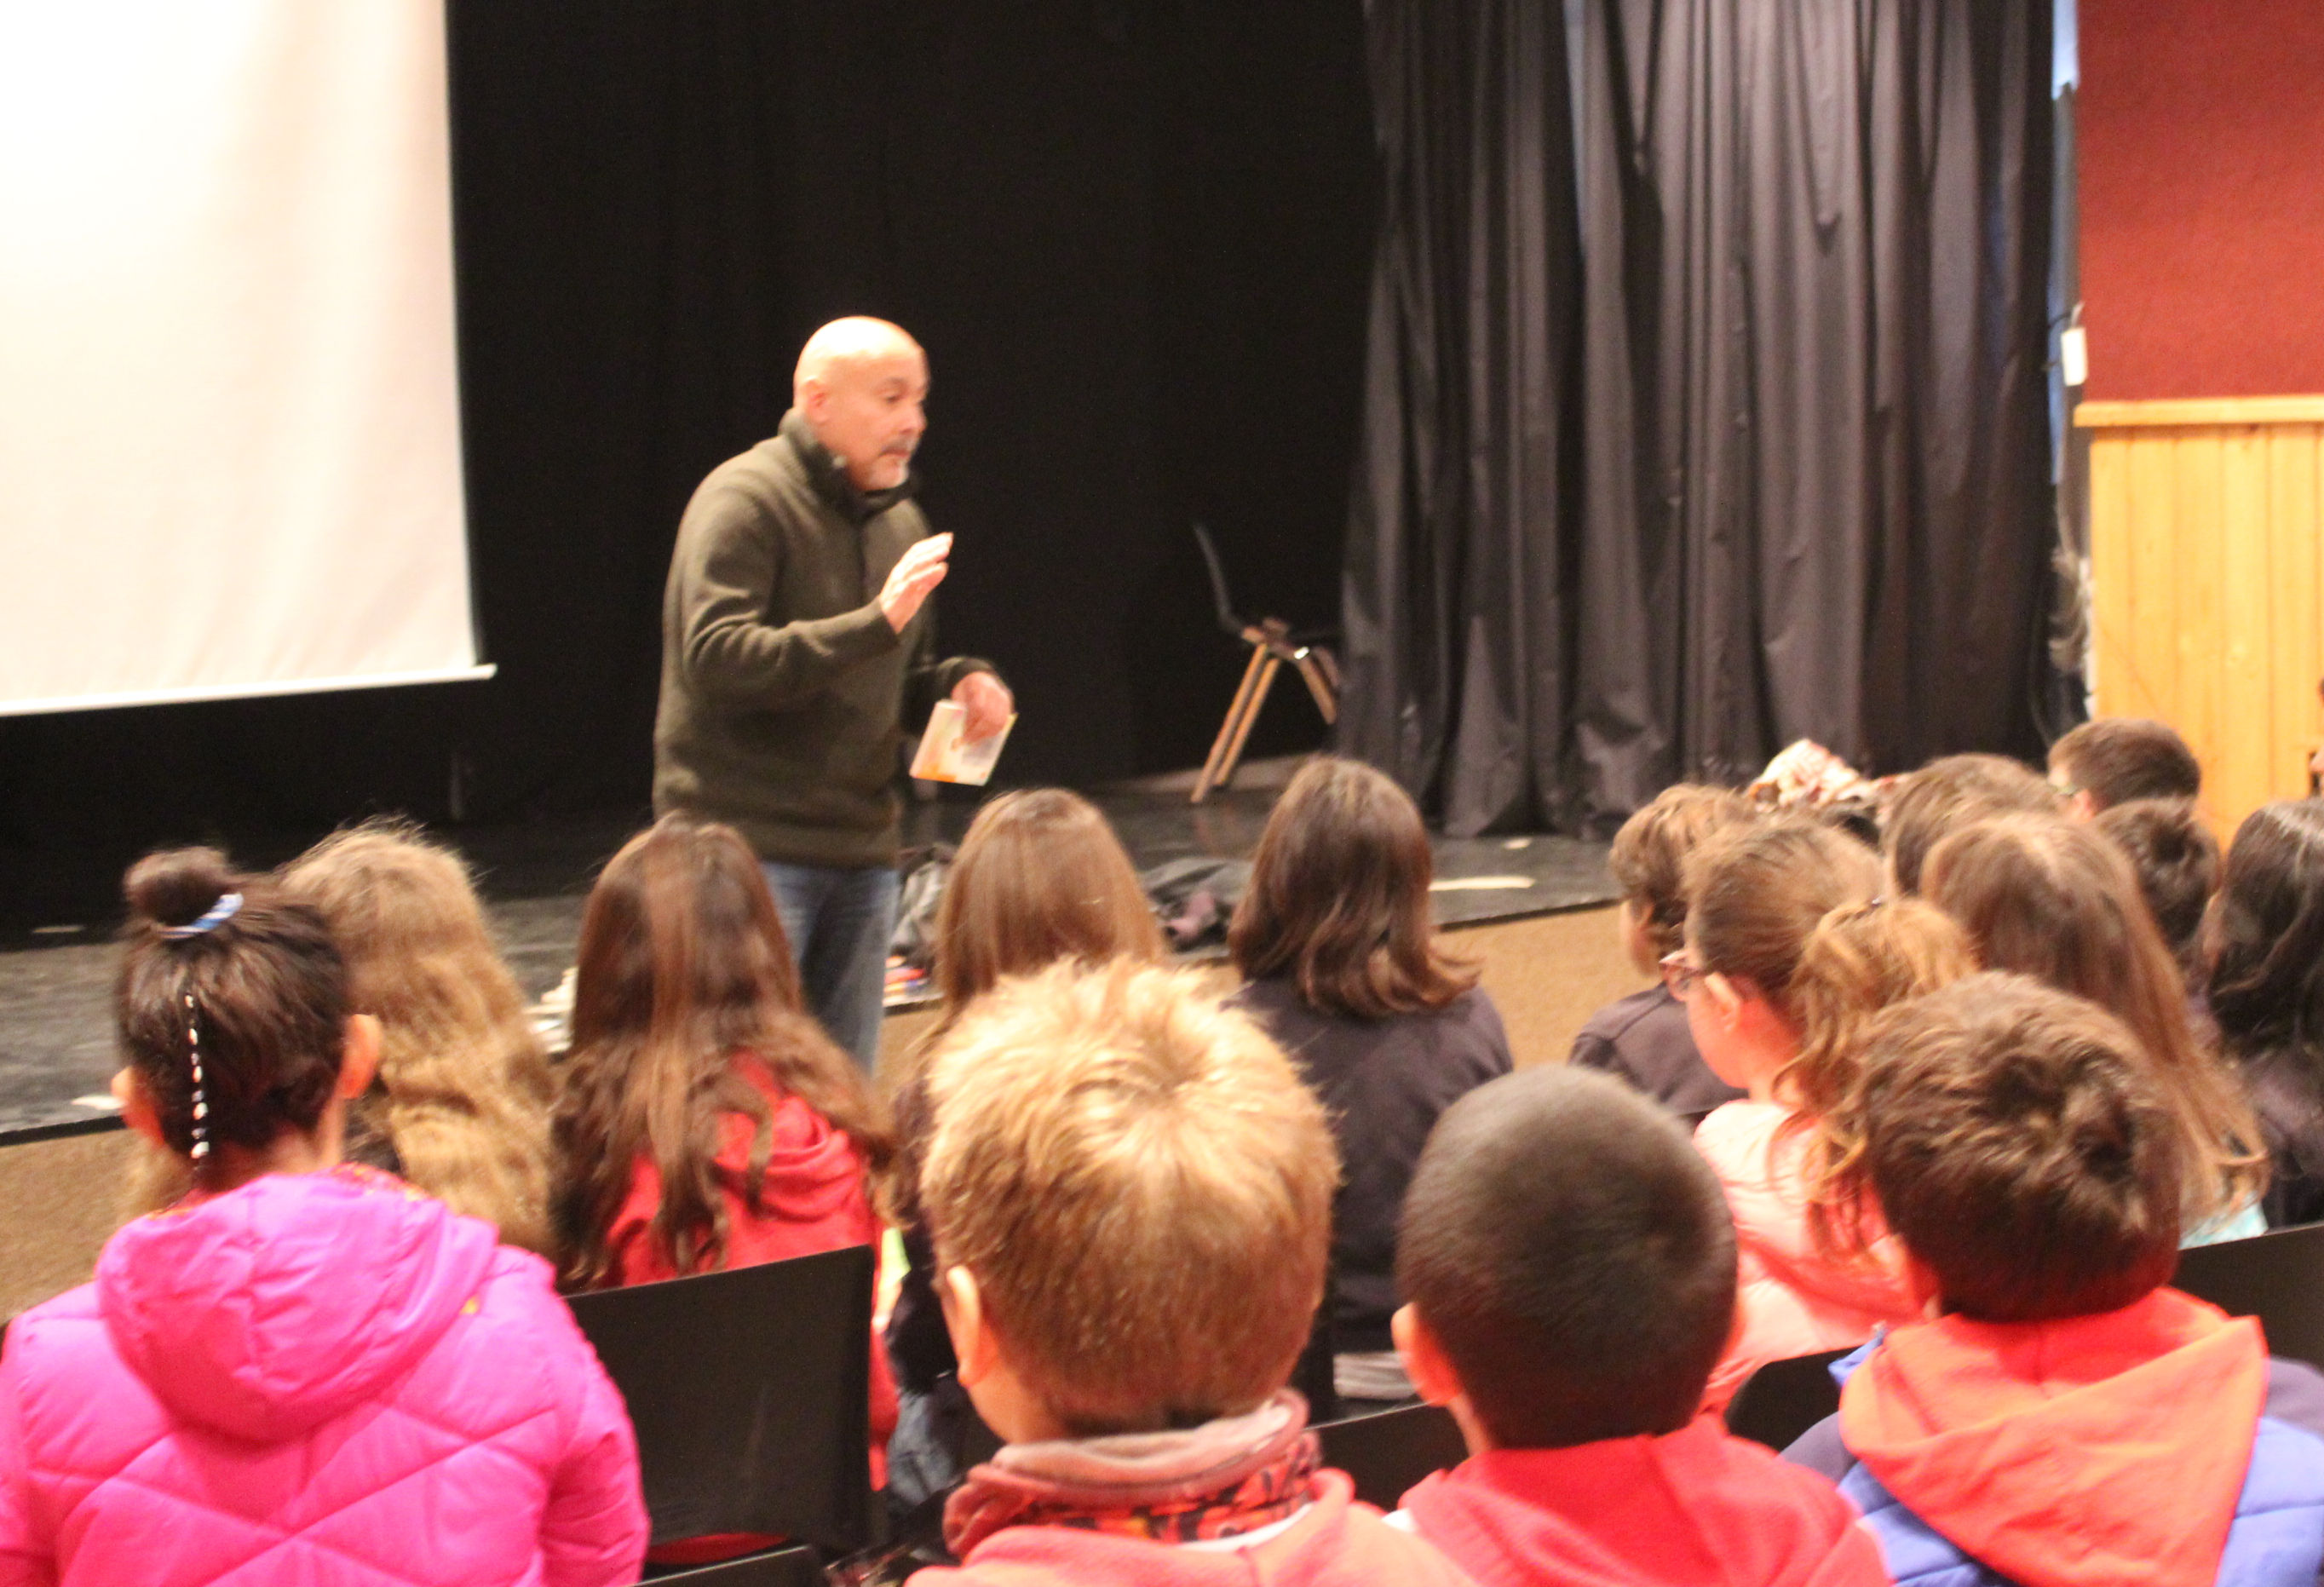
[{"xmin": 653, "ymin": 318, "xmax": 1011, "ymax": 1068}]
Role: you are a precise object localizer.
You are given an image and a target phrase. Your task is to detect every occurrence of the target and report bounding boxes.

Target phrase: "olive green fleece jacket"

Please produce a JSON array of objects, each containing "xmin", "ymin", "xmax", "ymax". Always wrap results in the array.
[{"xmin": 652, "ymin": 410, "xmax": 995, "ymax": 867}]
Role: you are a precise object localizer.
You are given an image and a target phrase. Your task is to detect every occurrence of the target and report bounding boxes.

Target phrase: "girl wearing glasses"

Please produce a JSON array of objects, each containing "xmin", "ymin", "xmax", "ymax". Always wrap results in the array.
[{"xmin": 1675, "ymin": 818, "xmax": 1975, "ymax": 1412}]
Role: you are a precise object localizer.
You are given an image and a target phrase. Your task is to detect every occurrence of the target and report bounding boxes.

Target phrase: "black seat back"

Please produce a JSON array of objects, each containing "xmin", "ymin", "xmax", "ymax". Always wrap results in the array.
[
  {"xmin": 1724, "ymin": 1346, "xmax": 1851, "ymax": 1452},
  {"xmin": 2176, "ymin": 1222, "xmax": 2324, "ymax": 1371},
  {"xmin": 567, "ymin": 1245, "xmax": 874, "ymax": 1554},
  {"xmin": 1721, "ymin": 1225, "xmax": 2324, "ymax": 1454},
  {"xmin": 1191, "ymin": 521, "xmax": 1245, "ymax": 636},
  {"xmin": 1313, "ymin": 1402, "xmax": 1467, "ymax": 1510}
]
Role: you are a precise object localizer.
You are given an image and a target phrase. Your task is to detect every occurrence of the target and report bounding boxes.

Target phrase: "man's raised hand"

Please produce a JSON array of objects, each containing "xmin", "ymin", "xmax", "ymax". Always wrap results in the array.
[{"xmin": 881, "ymin": 532, "xmax": 952, "ymax": 632}]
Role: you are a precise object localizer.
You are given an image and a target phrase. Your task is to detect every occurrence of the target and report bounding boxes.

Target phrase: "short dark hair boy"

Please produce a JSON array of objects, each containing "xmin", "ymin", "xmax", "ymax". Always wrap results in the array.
[
  {"xmin": 1391, "ymin": 1067, "xmax": 1885, "ymax": 1585},
  {"xmin": 1787, "ymin": 973, "xmax": 2324, "ymax": 1587},
  {"xmin": 2050, "ymin": 716, "xmax": 2202, "ymax": 815}
]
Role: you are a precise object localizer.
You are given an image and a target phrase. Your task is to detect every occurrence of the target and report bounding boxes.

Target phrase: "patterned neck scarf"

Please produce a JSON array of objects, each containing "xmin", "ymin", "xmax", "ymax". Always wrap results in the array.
[{"xmin": 943, "ymin": 1389, "xmax": 1320, "ymax": 1558}]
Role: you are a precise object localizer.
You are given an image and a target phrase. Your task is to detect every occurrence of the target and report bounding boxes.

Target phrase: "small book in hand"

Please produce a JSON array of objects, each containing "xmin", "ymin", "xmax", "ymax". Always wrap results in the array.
[{"xmin": 910, "ymin": 699, "xmax": 1015, "ymax": 786}]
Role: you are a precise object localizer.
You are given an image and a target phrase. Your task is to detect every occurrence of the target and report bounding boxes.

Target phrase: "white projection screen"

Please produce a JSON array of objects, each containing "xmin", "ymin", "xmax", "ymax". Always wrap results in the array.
[{"xmin": 0, "ymin": 0, "xmax": 487, "ymax": 715}]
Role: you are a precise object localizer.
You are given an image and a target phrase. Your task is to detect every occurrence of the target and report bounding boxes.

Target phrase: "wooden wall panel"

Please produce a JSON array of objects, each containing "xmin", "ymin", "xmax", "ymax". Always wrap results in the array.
[{"xmin": 2078, "ymin": 397, "xmax": 2324, "ymax": 839}]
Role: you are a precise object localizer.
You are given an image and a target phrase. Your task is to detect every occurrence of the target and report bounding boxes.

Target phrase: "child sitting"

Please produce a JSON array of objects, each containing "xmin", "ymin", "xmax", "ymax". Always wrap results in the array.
[
  {"xmin": 909, "ymin": 959, "xmax": 1470, "ymax": 1586},
  {"xmin": 284, "ymin": 818, "xmax": 559, "ymax": 1255},
  {"xmin": 1391, "ymin": 1066, "xmax": 1887, "ymax": 1586},
  {"xmin": 2205, "ymin": 800, "xmax": 2324, "ymax": 1227},
  {"xmin": 2092, "ymin": 796, "xmax": 2219, "ymax": 981},
  {"xmin": 554, "ymin": 814, "xmax": 895, "ymax": 1547},
  {"xmin": 884, "ymin": 787, "xmax": 1166, "ymax": 1508},
  {"xmin": 555, "ymin": 816, "xmax": 892, "ymax": 1291},
  {"xmin": 2048, "ymin": 716, "xmax": 2203, "ymax": 817},
  {"xmin": 1569, "ymin": 783, "xmax": 1756, "ymax": 1124},
  {"xmin": 1880, "ymin": 752, "xmax": 2058, "ymax": 895},
  {"xmin": 1924, "ymin": 813, "xmax": 2267, "ymax": 1242},
  {"xmin": 1677, "ymin": 818, "xmax": 1976, "ymax": 1409},
  {"xmin": 0, "ymin": 848, "xmax": 646, "ymax": 1587},
  {"xmin": 1229, "ymin": 756, "xmax": 1513, "ymax": 1412},
  {"xmin": 1787, "ymin": 972, "xmax": 2324, "ymax": 1587}
]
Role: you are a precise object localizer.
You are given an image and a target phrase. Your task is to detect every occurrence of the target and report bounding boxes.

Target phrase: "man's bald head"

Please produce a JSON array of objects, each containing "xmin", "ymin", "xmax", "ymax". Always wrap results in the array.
[
  {"xmin": 795, "ymin": 316, "xmax": 923, "ymax": 396},
  {"xmin": 795, "ymin": 318, "xmax": 929, "ymax": 492}
]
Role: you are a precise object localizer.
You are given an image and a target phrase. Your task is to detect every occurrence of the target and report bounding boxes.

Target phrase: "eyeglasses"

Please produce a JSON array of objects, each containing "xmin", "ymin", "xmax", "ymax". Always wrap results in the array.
[{"xmin": 1659, "ymin": 952, "xmax": 1706, "ymax": 1000}]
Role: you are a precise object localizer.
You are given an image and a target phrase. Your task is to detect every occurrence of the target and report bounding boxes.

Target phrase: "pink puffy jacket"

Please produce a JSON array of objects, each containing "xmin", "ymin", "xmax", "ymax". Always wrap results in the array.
[
  {"xmin": 1694, "ymin": 1101, "xmax": 1918, "ymax": 1413},
  {"xmin": 0, "ymin": 1166, "xmax": 648, "ymax": 1587}
]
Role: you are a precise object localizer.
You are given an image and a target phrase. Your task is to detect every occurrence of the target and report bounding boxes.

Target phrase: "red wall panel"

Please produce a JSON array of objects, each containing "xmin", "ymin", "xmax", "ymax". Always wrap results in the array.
[{"xmin": 2079, "ymin": 0, "xmax": 2324, "ymax": 400}]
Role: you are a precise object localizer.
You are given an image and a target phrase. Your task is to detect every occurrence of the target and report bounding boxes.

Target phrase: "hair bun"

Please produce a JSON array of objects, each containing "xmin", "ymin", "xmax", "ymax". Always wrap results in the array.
[{"xmin": 124, "ymin": 847, "xmax": 242, "ymax": 930}]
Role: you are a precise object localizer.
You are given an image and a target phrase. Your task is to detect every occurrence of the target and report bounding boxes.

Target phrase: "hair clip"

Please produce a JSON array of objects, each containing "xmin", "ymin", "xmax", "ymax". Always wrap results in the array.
[
  {"xmin": 161, "ymin": 892, "xmax": 244, "ymax": 940},
  {"xmin": 182, "ymin": 988, "xmax": 210, "ymax": 1162}
]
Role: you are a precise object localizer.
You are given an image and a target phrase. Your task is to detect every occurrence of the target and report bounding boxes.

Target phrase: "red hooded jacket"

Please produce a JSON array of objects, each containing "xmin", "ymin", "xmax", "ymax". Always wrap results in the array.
[
  {"xmin": 1836, "ymin": 1288, "xmax": 2286, "ymax": 1587},
  {"xmin": 1400, "ymin": 1417, "xmax": 1888, "ymax": 1587},
  {"xmin": 603, "ymin": 1059, "xmax": 895, "ymax": 1516}
]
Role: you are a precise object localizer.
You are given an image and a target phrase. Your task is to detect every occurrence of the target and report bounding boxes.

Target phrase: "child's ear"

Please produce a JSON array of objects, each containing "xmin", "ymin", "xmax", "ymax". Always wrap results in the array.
[
  {"xmin": 939, "ymin": 1265, "xmax": 1001, "ymax": 1389},
  {"xmin": 1393, "ymin": 1305, "xmax": 1491, "ymax": 1458},
  {"xmin": 337, "ymin": 1014, "xmax": 382, "ymax": 1100},
  {"xmin": 1701, "ymin": 970, "xmax": 1747, "ymax": 1026},
  {"xmin": 1392, "ymin": 1305, "xmax": 1459, "ymax": 1406},
  {"xmin": 111, "ymin": 1067, "xmax": 167, "ymax": 1148}
]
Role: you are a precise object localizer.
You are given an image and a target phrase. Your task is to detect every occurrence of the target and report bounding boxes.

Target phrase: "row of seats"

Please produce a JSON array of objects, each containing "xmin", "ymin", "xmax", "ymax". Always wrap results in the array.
[
  {"xmin": 574, "ymin": 1221, "xmax": 2324, "ymax": 1578},
  {"xmin": 563, "ymin": 1243, "xmax": 1467, "ymax": 1569}
]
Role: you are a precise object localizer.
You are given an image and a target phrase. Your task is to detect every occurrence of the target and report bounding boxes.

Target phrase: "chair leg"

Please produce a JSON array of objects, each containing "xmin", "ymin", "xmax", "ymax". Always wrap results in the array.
[
  {"xmin": 1195, "ymin": 644, "xmax": 1272, "ymax": 804},
  {"xmin": 1311, "ymin": 644, "xmax": 1340, "ymax": 693},
  {"xmin": 1292, "ymin": 649, "xmax": 1337, "ymax": 726},
  {"xmin": 1212, "ymin": 656, "xmax": 1281, "ymax": 796}
]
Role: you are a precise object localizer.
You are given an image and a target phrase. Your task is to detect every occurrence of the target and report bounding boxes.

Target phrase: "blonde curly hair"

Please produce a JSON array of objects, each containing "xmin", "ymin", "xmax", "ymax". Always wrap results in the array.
[{"xmin": 280, "ymin": 819, "xmax": 556, "ymax": 1255}]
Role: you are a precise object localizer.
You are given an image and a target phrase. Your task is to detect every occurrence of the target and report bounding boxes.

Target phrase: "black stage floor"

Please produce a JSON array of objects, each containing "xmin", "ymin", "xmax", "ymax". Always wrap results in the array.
[{"xmin": 0, "ymin": 762, "xmax": 1614, "ymax": 1141}]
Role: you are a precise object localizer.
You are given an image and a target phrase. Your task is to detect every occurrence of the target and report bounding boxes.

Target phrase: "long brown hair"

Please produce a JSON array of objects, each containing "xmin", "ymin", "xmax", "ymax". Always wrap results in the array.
[
  {"xmin": 931, "ymin": 788, "xmax": 1165, "ymax": 1021},
  {"xmin": 1228, "ymin": 756, "xmax": 1476, "ymax": 1020},
  {"xmin": 888, "ymin": 789, "xmax": 1164, "ymax": 1225},
  {"xmin": 555, "ymin": 815, "xmax": 889, "ymax": 1288},
  {"xmin": 1924, "ymin": 814, "xmax": 2265, "ymax": 1222},
  {"xmin": 282, "ymin": 820, "xmax": 558, "ymax": 1256}
]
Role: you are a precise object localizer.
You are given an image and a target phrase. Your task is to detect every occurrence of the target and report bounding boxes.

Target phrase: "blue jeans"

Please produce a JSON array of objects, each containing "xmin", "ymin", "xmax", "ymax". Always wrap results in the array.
[{"xmin": 761, "ymin": 861, "xmax": 899, "ymax": 1073}]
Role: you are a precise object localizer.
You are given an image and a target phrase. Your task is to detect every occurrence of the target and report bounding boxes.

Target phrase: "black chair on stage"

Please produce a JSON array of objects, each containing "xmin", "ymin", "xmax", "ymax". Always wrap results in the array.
[
  {"xmin": 1313, "ymin": 1402, "xmax": 1466, "ymax": 1510},
  {"xmin": 644, "ymin": 1546, "xmax": 823, "ymax": 1585},
  {"xmin": 2176, "ymin": 1221, "xmax": 2324, "ymax": 1372},
  {"xmin": 1189, "ymin": 521, "xmax": 1339, "ymax": 804},
  {"xmin": 1724, "ymin": 1346, "xmax": 1851, "ymax": 1452},
  {"xmin": 567, "ymin": 1244, "xmax": 877, "ymax": 1559}
]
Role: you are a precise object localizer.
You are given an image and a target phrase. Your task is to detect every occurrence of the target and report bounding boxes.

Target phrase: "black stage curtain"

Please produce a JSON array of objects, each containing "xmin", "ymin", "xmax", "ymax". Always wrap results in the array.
[
  {"xmin": 1340, "ymin": 0, "xmax": 1585, "ymax": 838},
  {"xmin": 1343, "ymin": 0, "xmax": 2057, "ymax": 835},
  {"xmin": 0, "ymin": 3, "xmax": 1374, "ymax": 919}
]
